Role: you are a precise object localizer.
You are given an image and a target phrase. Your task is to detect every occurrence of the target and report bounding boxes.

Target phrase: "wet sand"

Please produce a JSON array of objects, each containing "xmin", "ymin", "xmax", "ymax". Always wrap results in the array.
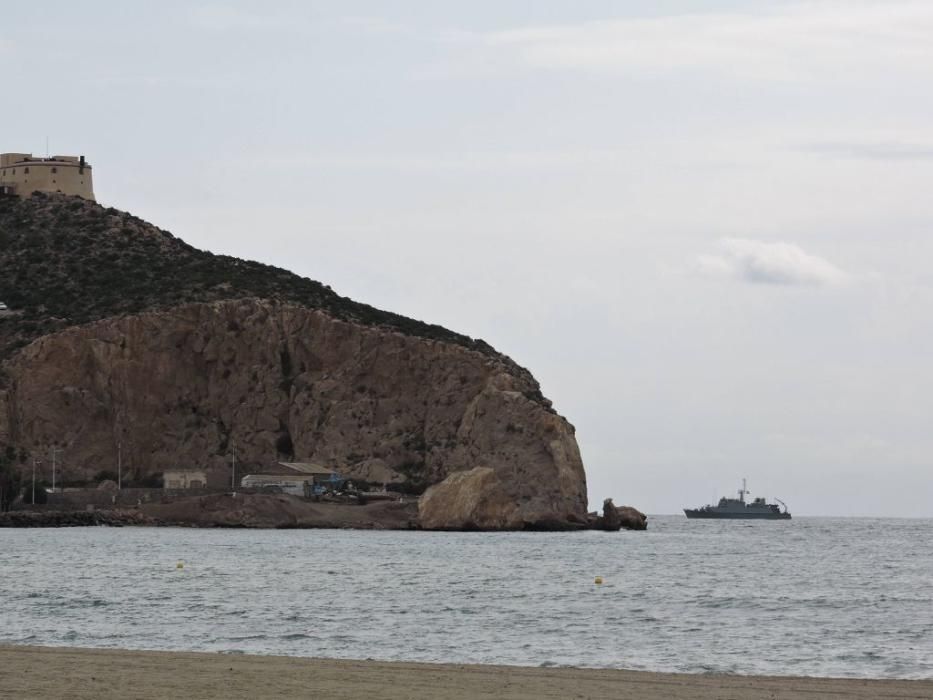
[{"xmin": 2, "ymin": 645, "xmax": 931, "ymax": 700}]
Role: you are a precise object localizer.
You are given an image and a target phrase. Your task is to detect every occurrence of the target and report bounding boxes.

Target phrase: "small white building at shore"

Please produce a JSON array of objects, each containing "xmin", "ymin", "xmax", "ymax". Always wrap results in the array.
[{"xmin": 163, "ymin": 470, "xmax": 207, "ymax": 489}]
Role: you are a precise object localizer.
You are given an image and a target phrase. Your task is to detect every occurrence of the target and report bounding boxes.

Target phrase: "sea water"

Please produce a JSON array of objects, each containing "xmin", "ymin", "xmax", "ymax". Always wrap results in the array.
[{"xmin": 1, "ymin": 516, "xmax": 931, "ymax": 679}]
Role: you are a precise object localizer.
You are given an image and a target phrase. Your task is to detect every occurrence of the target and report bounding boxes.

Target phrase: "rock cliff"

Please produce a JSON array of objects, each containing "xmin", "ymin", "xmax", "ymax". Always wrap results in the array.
[{"xmin": 0, "ymin": 194, "xmax": 589, "ymax": 529}]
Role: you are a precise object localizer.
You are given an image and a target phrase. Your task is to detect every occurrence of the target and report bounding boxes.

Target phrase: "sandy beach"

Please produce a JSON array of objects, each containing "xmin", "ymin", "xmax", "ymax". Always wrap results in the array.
[{"xmin": 2, "ymin": 646, "xmax": 930, "ymax": 700}]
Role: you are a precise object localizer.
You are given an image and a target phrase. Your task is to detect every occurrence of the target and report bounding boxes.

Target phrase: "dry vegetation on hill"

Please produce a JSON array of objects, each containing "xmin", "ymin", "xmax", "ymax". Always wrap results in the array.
[{"xmin": 0, "ymin": 193, "xmax": 505, "ymax": 366}]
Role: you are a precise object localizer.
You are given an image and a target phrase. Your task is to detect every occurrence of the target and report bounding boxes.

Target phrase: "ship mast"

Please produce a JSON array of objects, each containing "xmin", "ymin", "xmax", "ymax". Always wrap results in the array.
[{"xmin": 739, "ymin": 478, "xmax": 747, "ymax": 503}]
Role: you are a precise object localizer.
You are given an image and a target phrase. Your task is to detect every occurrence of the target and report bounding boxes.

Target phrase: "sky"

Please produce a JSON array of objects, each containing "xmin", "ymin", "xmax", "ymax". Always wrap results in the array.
[{"xmin": 3, "ymin": 1, "xmax": 932, "ymax": 516}]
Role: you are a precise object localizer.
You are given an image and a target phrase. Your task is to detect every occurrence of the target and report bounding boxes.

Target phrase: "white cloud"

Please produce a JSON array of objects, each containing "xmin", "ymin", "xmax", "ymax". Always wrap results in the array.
[
  {"xmin": 698, "ymin": 238, "xmax": 848, "ymax": 287},
  {"xmin": 484, "ymin": 2, "xmax": 933, "ymax": 82}
]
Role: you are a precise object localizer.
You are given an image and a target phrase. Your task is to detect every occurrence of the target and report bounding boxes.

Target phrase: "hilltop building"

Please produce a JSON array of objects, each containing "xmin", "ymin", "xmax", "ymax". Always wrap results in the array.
[{"xmin": 0, "ymin": 153, "xmax": 95, "ymax": 201}]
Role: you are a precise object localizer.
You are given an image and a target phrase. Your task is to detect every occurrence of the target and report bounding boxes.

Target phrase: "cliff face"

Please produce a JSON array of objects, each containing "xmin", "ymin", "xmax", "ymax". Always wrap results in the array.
[{"xmin": 0, "ymin": 299, "xmax": 588, "ymax": 528}]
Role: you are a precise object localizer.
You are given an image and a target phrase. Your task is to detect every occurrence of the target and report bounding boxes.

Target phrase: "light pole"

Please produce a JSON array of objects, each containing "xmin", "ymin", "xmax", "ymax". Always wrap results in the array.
[
  {"xmin": 31, "ymin": 458, "xmax": 40, "ymax": 505},
  {"xmin": 231, "ymin": 442, "xmax": 237, "ymax": 493},
  {"xmin": 50, "ymin": 446, "xmax": 61, "ymax": 493}
]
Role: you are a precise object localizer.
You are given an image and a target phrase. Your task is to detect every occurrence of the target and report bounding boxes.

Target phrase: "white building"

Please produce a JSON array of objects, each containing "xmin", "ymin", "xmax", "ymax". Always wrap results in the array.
[
  {"xmin": 240, "ymin": 474, "xmax": 309, "ymax": 496},
  {"xmin": 163, "ymin": 470, "xmax": 207, "ymax": 489}
]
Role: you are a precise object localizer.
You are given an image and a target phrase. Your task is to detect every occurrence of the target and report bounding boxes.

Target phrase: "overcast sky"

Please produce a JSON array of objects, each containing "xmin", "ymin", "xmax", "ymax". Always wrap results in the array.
[{"xmin": 4, "ymin": 1, "xmax": 932, "ymax": 516}]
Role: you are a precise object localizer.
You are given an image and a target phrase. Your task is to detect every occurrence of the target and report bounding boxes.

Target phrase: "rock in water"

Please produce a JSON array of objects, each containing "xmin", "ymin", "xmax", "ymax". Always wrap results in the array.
[
  {"xmin": 601, "ymin": 498, "xmax": 647, "ymax": 531},
  {"xmin": 0, "ymin": 194, "xmax": 590, "ymax": 530}
]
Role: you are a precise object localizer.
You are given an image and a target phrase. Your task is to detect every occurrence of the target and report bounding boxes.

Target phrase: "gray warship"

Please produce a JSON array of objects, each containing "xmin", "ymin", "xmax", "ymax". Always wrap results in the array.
[{"xmin": 684, "ymin": 480, "xmax": 791, "ymax": 519}]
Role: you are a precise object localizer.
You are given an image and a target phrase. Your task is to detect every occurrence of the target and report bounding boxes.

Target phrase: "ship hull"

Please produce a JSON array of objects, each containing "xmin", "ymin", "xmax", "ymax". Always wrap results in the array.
[{"xmin": 683, "ymin": 509, "xmax": 791, "ymax": 520}]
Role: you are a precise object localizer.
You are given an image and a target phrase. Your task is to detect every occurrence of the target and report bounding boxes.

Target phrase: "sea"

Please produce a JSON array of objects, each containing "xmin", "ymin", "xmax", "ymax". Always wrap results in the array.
[{"xmin": 1, "ymin": 516, "xmax": 931, "ymax": 680}]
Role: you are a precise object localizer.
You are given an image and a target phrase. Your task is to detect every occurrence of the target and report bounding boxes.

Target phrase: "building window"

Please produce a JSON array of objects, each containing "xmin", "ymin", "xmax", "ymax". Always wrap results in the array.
[
  {"xmin": 24, "ymin": 167, "xmax": 29, "ymax": 174},
  {"xmin": 51, "ymin": 167, "xmax": 57, "ymax": 174}
]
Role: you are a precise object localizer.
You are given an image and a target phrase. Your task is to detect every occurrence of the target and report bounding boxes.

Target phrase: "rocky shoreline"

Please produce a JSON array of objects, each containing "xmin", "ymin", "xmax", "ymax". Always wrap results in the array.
[
  {"xmin": 0, "ymin": 509, "xmax": 155, "ymax": 528},
  {"xmin": 0, "ymin": 493, "xmax": 646, "ymax": 531}
]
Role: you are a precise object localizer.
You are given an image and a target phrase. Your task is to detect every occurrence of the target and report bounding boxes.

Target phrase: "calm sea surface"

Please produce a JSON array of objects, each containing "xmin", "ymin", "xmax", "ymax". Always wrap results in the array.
[{"xmin": 1, "ymin": 516, "xmax": 931, "ymax": 679}]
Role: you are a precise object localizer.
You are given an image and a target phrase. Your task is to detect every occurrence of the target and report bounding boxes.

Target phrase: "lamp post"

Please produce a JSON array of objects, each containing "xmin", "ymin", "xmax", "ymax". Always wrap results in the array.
[
  {"xmin": 231, "ymin": 442, "xmax": 237, "ymax": 493},
  {"xmin": 31, "ymin": 458, "xmax": 41, "ymax": 505},
  {"xmin": 50, "ymin": 446, "xmax": 61, "ymax": 493}
]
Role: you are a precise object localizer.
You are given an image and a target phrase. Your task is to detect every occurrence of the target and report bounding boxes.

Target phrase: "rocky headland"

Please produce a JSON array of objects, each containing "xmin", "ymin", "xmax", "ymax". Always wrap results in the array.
[{"xmin": 0, "ymin": 193, "xmax": 642, "ymax": 530}]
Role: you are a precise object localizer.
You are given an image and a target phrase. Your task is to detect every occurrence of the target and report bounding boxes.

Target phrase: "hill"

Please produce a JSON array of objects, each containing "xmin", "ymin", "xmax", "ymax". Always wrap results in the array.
[
  {"xmin": 0, "ymin": 193, "xmax": 510, "ymax": 369},
  {"xmin": 0, "ymin": 193, "xmax": 586, "ymax": 529}
]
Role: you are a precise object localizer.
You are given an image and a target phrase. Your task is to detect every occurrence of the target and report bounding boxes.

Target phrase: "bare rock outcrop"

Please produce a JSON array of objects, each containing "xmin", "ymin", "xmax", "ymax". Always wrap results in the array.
[
  {"xmin": 598, "ymin": 498, "xmax": 647, "ymax": 531},
  {"xmin": 139, "ymin": 492, "xmax": 419, "ymax": 530},
  {"xmin": 0, "ymin": 509, "xmax": 155, "ymax": 528},
  {"xmin": 0, "ymin": 299, "xmax": 589, "ymax": 529},
  {"xmin": 419, "ymin": 467, "xmax": 521, "ymax": 530}
]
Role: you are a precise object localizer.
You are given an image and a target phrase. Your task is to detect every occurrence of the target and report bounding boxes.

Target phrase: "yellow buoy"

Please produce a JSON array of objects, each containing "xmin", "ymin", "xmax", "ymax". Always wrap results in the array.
[
  {"xmin": 176, "ymin": 561, "xmax": 184, "ymax": 569},
  {"xmin": 594, "ymin": 576, "xmax": 603, "ymax": 585}
]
